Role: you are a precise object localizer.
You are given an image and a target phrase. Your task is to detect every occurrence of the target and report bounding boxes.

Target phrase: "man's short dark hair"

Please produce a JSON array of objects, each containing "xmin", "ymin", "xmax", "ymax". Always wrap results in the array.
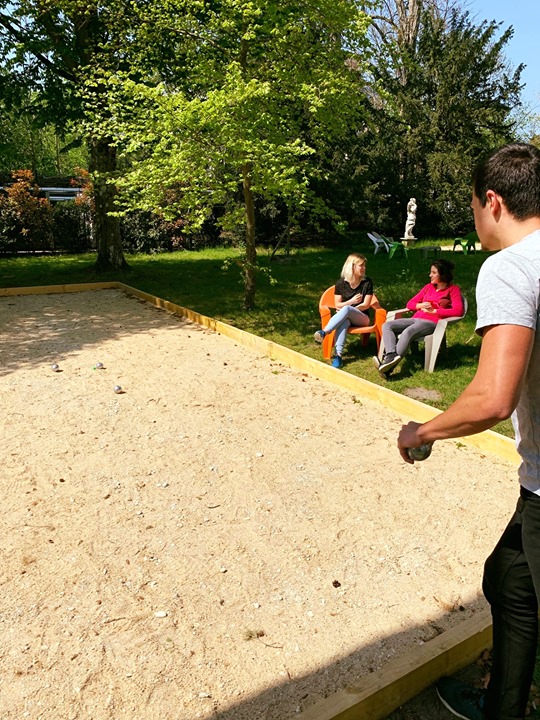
[{"xmin": 473, "ymin": 143, "xmax": 540, "ymax": 220}]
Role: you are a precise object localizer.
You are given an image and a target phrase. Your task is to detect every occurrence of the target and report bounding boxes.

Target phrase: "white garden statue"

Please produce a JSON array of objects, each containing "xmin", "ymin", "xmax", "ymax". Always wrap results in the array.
[{"xmin": 404, "ymin": 197, "xmax": 417, "ymax": 240}]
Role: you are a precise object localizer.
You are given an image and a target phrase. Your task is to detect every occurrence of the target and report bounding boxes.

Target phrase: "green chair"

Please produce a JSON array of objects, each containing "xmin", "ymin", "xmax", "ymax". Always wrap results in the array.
[
  {"xmin": 373, "ymin": 232, "xmax": 408, "ymax": 259},
  {"xmin": 453, "ymin": 231, "xmax": 478, "ymax": 255},
  {"xmin": 388, "ymin": 240, "xmax": 408, "ymax": 259}
]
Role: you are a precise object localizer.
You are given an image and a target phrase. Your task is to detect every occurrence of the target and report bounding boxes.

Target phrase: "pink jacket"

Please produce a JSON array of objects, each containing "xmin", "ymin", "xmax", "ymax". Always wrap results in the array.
[{"xmin": 406, "ymin": 283, "xmax": 464, "ymax": 323}]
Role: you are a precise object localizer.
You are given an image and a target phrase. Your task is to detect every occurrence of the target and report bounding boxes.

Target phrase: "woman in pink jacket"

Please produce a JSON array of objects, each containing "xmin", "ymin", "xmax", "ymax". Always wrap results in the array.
[{"xmin": 374, "ymin": 259, "xmax": 464, "ymax": 378}]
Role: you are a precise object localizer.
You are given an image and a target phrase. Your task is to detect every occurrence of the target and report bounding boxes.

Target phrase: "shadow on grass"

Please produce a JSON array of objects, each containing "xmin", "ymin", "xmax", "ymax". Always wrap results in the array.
[{"xmin": 0, "ymin": 244, "xmax": 488, "ymax": 325}]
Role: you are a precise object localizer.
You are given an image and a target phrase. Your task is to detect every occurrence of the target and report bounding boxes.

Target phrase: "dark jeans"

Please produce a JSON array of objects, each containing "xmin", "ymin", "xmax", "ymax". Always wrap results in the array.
[{"xmin": 482, "ymin": 488, "xmax": 540, "ymax": 720}]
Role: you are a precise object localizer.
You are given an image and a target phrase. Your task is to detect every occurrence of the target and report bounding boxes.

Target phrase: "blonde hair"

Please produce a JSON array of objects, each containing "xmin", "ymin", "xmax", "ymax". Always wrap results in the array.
[{"xmin": 341, "ymin": 253, "xmax": 367, "ymax": 284}]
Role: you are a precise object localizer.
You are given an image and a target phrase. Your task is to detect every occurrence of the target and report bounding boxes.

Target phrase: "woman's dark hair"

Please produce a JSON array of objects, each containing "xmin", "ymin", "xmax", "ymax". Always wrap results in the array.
[{"xmin": 432, "ymin": 258, "xmax": 454, "ymax": 284}]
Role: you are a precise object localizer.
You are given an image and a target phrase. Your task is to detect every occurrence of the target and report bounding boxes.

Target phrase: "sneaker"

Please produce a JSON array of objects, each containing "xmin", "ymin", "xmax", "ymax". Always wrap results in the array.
[
  {"xmin": 378, "ymin": 353, "xmax": 402, "ymax": 374},
  {"xmin": 436, "ymin": 677, "xmax": 486, "ymax": 720},
  {"xmin": 314, "ymin": 330, "xmax": 326, "ymax": 344},
  {"xmin": 372, "ymin": 355, "xmax": 389, "ymax": 379},
  {"xmin": 331, "ymin": 355, "xmax": 343, "ymax": 369}
]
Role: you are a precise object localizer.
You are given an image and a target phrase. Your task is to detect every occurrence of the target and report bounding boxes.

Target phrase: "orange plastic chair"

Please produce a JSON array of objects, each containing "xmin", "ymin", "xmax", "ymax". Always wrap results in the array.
[{"xmin": 318, "ymin": 286, "xmax": 387, "ymax": 360}]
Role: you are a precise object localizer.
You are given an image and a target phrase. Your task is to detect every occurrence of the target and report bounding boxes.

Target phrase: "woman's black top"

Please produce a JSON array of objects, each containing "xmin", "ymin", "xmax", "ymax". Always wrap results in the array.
[{"xmin": 335, "ymin": 277, "xmax": 373, "ymax": 307}]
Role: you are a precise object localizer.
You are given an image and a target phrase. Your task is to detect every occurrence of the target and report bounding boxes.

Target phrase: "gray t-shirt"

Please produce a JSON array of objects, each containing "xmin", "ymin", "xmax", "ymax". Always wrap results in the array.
[{"xmin": 476, "ymin": 230, "xmax": 540, "ymax": 492}]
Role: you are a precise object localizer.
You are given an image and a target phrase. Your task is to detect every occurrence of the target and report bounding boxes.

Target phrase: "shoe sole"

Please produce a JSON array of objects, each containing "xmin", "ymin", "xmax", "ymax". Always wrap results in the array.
[
  {"xmin": 436, "ymin": 688, "xmax": 473, "ymax": 720},
  {"xmin": 314, "ymin": 332, "xmax": 324, "ymax": 344}
]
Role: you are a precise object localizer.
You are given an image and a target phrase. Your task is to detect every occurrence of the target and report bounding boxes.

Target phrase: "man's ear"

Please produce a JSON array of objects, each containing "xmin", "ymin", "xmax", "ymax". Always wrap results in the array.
[{"xmin": 486, "ymin": 189, "xmax": 504, "ymax": 217}]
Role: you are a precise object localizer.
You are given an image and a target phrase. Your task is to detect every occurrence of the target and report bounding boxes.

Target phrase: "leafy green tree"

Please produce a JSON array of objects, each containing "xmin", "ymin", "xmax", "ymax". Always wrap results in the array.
[
  {"xmin": 360, "ymin": 3, "xmax": 523, "ymax": 236},
  {"xmin": 98, "ymin": 0, "xmax": 372, "ymax": 308},
  {"xmin": 0, "ymin": 94, "xmax": 88, "ymax": 179},
  {"xmin": 0, "ymin": 2, "xmax": 127, "ymax": 269},
  {"xmin": 511, "ymin": 102, "xmax": 540, "ymax": 144}
]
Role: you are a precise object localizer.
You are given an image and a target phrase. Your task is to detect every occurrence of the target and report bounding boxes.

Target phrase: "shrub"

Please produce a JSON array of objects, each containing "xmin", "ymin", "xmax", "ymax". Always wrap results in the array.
[
  {"xmin": 0, "ymin": 170, "xmax": 53, "ymax": 252},
  {"xmin": 120, "ymin": 210, "xmax": 187, "ymax": 253},
  {"xmin": 52, "ymin": 202, "xmax": 94, "ymax": 253}
]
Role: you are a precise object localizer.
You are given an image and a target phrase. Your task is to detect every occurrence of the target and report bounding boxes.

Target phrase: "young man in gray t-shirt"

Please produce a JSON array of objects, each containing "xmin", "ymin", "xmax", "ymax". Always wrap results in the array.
[{"xmin": 399, "ymin": 143, "xmax": 540, "ymax": 720}]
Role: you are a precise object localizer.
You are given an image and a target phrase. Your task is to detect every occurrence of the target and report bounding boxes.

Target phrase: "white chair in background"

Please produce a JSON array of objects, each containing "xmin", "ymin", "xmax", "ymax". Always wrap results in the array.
[
  {"xmin": 367, "ymin": 232, "xmax": 390, "ymax": 254},
  {"xmin": 378, "ymin": 297, "xmax": 468, "ymax": 372}
]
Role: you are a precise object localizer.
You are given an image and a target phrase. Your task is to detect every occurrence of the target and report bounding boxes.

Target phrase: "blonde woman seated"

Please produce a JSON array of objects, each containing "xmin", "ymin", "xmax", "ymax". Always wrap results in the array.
[
  {"xmin": 314, "ymin": 253, "xmax": 373, "ymax": 368},
  {"xmin": 373, "ymin": 258, "xmax": 463, "ymax": 378}
]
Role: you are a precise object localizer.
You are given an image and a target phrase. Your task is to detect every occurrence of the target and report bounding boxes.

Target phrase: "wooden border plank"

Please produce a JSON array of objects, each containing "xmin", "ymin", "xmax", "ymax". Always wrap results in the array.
[
  {"xmin": 0, "ymin": 282, "xmax": 119, "ymax": 297},
  {"xmin": 298, "ymin": 610, "xmax": 492, "ymax": 720}
]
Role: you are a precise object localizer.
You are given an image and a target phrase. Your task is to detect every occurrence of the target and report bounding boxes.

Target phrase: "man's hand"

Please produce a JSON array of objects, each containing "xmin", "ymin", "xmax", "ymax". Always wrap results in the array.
[{"xmin": 398, "ymin": 421, "xmax": 423, "ymax": 463}]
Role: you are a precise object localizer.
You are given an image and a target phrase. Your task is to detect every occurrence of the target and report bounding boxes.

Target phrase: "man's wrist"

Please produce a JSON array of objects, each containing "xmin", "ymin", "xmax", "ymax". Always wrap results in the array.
[{"xmin": 417, "ymin": 423, "xmax": 433, "ymax": 444}]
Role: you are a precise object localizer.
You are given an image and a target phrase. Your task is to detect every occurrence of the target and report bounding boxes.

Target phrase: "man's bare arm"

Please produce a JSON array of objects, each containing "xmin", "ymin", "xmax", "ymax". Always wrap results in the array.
[{"xmin": 398, "ymin": 324, "xmax": 534, "ymax": 459}]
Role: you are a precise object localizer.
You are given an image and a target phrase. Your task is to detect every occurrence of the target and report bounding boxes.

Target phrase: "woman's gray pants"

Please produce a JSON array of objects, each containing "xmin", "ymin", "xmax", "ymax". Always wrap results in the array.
[{"xmin": 382, "ymin": 318, "xmax": 436, "ymax": 357}]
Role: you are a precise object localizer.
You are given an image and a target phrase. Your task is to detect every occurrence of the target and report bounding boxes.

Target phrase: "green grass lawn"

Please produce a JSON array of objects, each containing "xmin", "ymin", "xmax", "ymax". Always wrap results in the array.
[{"xmin": 0, "ymin": 238, "xmax": 513, "ymax": 438}]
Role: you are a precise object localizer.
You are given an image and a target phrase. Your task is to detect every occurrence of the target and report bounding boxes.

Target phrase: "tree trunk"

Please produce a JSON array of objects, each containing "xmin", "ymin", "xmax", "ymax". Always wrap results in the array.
[
  {"xmin": 89, "ymin": 137, "xmax": 127, "ymax": 271},
  {"xmin": 395, "ymin": 0, "xmax": 423, "ymax": 85},
  {"xmin": 242, "ymin": 162, "xmax": 257, "ymax": 310},
  {"xmin": 270, "ymin": 212, "xmax": 293, "ymax": 261},
  {"xmin": 395, "ymin": 0, "xmax": 423, "ymax": 49}
]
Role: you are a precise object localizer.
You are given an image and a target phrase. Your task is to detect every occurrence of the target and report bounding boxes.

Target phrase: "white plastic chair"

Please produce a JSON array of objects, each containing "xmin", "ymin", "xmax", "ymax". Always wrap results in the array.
[
  {"xmin": 371, "ymin": 231, "xmax": 408, "ymax": 259},
  {"xmin": 378, "ymin": 297, "xmax": 468, "ymax": 372},
  {"xmin": 367, "ymin": 232, "xmax": 390, "ymax": 254}
]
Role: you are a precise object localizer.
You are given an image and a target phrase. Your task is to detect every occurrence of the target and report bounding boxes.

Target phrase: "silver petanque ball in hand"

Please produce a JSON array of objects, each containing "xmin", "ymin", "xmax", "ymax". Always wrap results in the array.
[
  {"xmin": 51, "ymin": 363, "xmax": 60, "ymax": 372},
  {"xmin": 113, "ymin": 385, "xmax": 122, "ymax": 394},
  {"xmin": 406, "ymin": 442, "xmax": 433, "ymax": 461}
]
